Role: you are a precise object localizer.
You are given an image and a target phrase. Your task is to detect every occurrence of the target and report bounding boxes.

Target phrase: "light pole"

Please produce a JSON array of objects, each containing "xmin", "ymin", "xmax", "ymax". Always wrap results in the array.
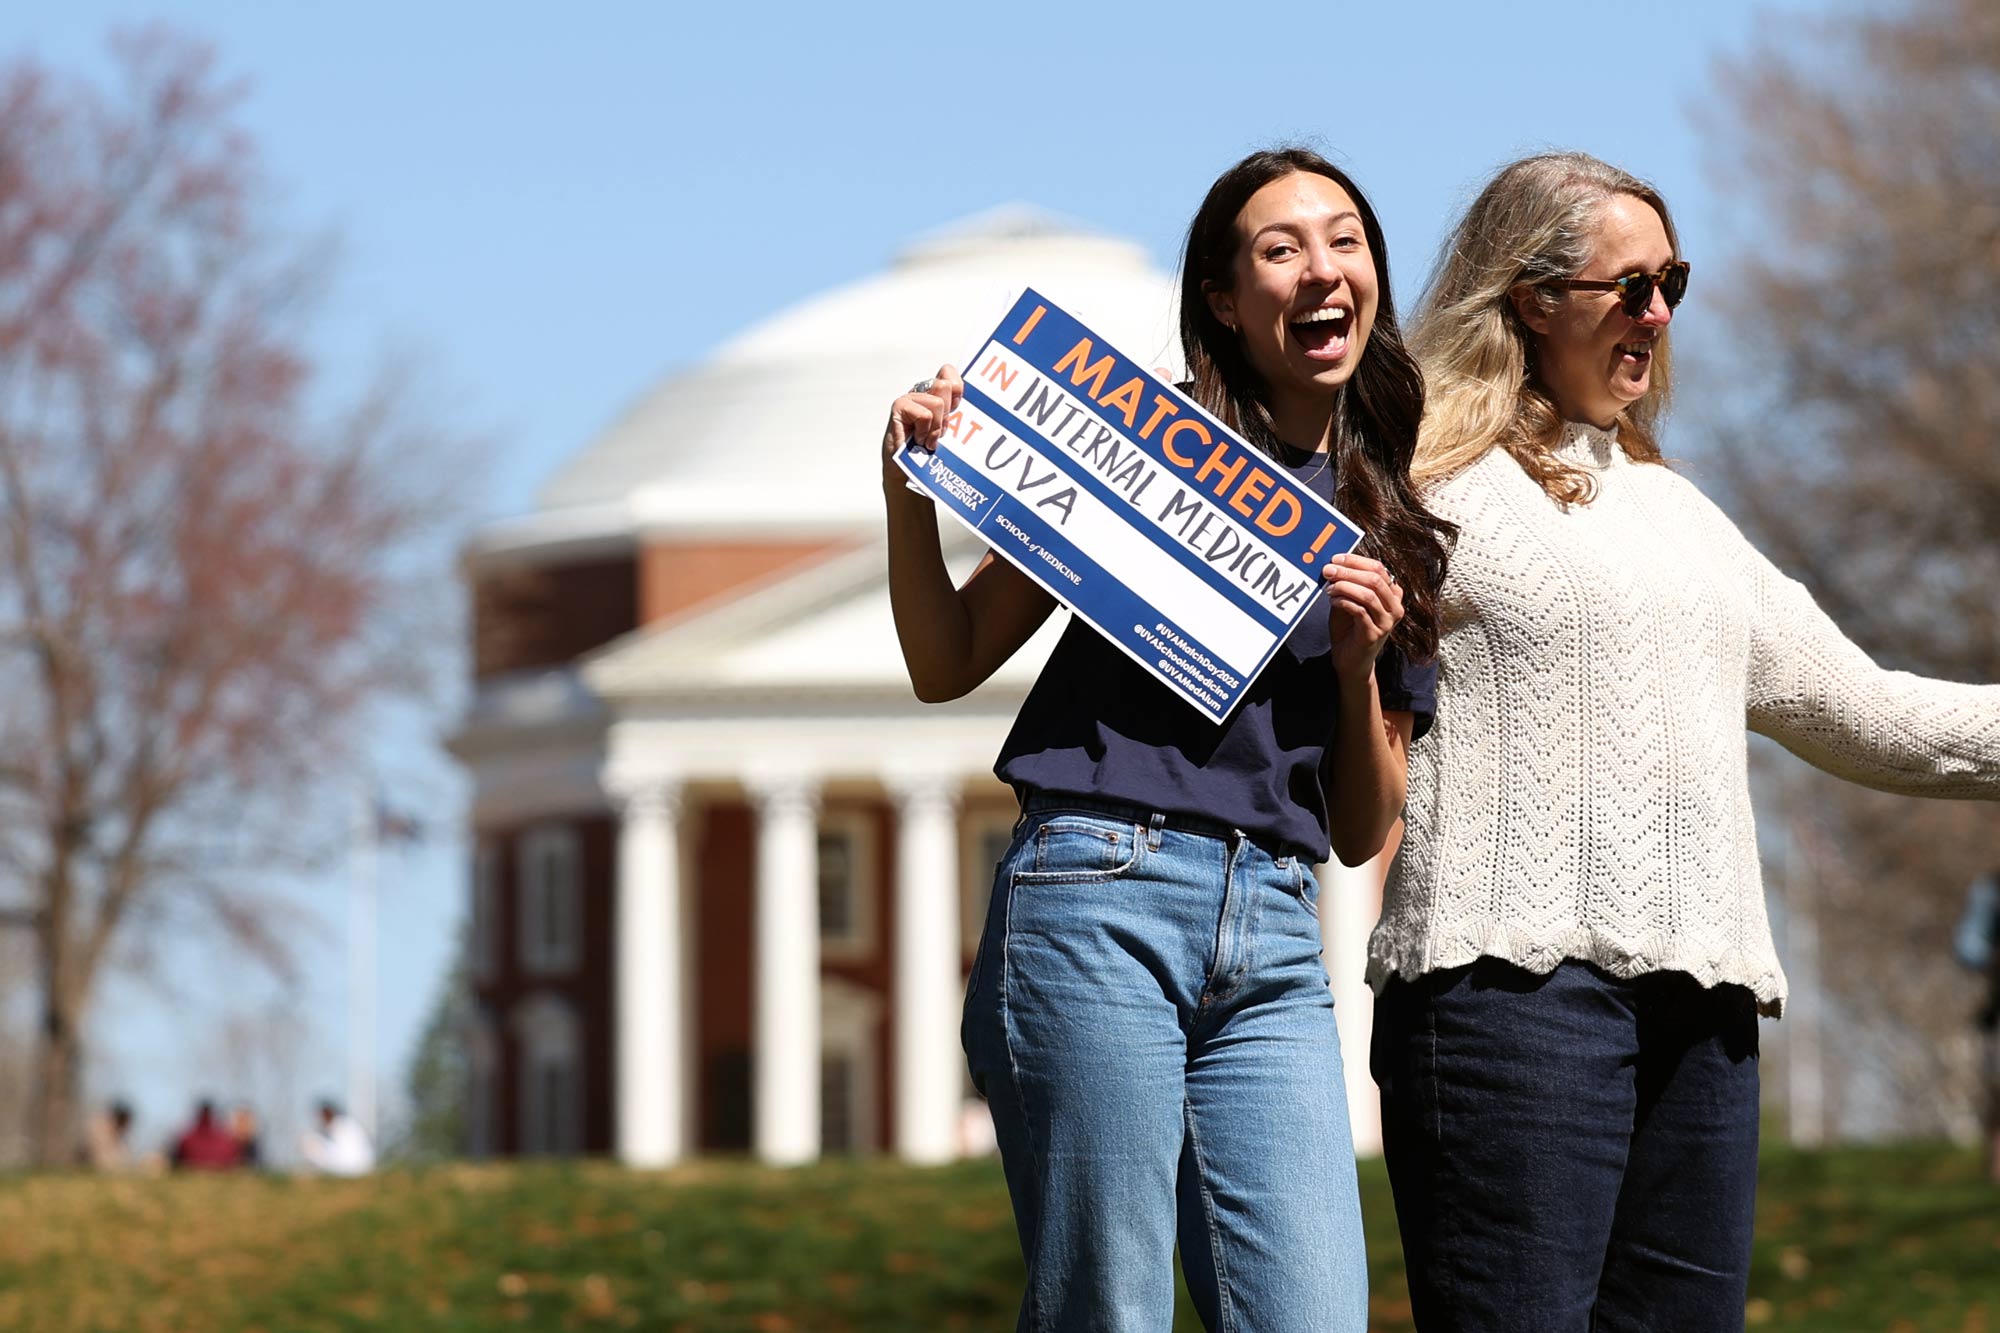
[{"xmin": 348, "ymin": 784, "xmax": 379, "ymax": 1145}]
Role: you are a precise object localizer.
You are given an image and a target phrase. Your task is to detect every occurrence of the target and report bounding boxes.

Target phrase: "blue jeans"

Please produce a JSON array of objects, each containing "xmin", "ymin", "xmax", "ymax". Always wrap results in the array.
[
  {"xmin": 962, "ymin": 796, "xmax": 1368, "ymax": 1333},
  {"xmin": 1372, "ymin": 958, "xmax": 1761, "ymax": 1332}
]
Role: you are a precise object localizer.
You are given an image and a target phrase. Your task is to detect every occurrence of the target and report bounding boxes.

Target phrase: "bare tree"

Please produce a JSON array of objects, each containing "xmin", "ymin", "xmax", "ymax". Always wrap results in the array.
[
  {"xmin": 0, "ymin": 934, "xmax": 31, "ymax": 1163},
  {"xmin": 1705, "ymin": 0, "xmax": 2000, "ymax": 674},
  {"xmin": 1703, "ymin": 0, "xmax": 2000, "ymax": 1153},
  {"xmin": 1758, "ymin": 751, "xmax": 1991, "ymax": 1140},
  {"xmin": 0, "ymin": 31, "xmax": 457, "ymax": 1164}
]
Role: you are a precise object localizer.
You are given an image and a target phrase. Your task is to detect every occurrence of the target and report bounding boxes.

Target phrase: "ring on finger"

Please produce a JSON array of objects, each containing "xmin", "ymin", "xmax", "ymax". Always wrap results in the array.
[{"xmin": 910, "ymin": 377, "xmax": 937, "ymax": 394}]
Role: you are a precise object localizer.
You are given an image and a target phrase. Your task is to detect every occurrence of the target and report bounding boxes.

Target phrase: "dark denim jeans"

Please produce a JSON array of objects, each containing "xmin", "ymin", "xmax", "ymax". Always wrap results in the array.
[
  {"xmin": 1372, "ymin": 958, "xmax": 1761, "ymax": 1333},
  {"xmin": 964, "ymin": 797, "xmax": 1368, "ymax": 1332}
]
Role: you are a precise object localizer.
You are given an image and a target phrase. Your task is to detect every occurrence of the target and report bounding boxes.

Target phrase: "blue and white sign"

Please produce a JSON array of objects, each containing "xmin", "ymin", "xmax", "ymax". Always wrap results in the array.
[{"xmin": 896, "ymin": 290, "xmax": 1365, "ymax": 722}]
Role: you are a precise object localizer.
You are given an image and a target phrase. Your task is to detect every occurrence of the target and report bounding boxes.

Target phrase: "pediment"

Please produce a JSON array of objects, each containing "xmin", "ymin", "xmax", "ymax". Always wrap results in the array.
[{"xmin": 583, "ymin": 525, "xmax": 1062, "ymax": 701}]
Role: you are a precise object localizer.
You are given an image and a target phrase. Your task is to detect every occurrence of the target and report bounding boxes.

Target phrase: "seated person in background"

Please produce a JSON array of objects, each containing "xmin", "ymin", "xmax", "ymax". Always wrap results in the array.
[
  {"xmin": 171, "ymin": 1099, "xmax": 242, "ymax": 1171},
  {"xmin": 299, "ymin": 1098, "xmax": 374, "ymax": 1176},
  {"xmin": 79, "ymin": 1099, "xmax": 135, "ymax": 1172},
  {"xmin": 229, "ymin": 1103, "xmax": 262, "ymax": 1169}
]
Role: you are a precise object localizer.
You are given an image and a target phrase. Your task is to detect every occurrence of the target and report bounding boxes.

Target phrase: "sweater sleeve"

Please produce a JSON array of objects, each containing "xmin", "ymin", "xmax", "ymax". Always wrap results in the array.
[{"xmin": 1742, "ymin": 541, "xmax": 2000, "ymax": 799}]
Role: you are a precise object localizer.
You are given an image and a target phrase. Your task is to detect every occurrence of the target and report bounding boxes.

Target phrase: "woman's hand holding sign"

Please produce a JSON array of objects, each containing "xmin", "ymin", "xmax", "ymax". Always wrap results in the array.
[
  {"xmin": 1323, "ymin": 551, "xmax": 1404, "ymax": 687},
  {"xmin": 1321, "ymin": 547, "xmax": 1414, "ymax": 869},
  {"xmin": 881, "ymin": 363, "xmax": 964, "ymax": 493},
  {"xmin": 879, "ymin": 361, "xmax": 1054, "ymax": 705}
]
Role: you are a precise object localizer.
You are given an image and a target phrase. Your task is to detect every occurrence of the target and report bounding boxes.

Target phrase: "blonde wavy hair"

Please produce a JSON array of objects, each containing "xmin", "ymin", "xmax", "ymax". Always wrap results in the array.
[{"xmin": 1410, "ymin": 152, "xmax": 1679, "ymax": 503}]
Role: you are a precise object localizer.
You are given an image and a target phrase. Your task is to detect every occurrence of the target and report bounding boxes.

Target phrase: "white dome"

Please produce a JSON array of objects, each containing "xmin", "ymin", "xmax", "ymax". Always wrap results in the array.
[{"xmin": 529, "ymin": 206, "xmax": 1182, "ymax": 542}]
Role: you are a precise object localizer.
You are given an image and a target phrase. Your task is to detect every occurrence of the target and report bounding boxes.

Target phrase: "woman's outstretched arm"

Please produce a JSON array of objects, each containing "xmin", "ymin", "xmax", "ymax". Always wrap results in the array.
[{"xmin": 1742, "ymin": 535, "xmax": 2000, "ymax": 798}]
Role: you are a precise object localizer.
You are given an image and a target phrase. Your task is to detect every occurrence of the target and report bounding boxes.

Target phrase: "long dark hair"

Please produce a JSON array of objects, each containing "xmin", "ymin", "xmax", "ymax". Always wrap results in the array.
[{"xmin": 1179, "ymin": 147, "xmax": 1453, "ymax": 660}]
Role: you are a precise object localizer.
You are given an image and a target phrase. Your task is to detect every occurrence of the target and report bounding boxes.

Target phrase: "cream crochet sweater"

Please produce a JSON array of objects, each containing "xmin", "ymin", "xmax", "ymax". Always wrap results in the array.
[{"xmin": 1371, "ymin": 425, "xmax": 2000, "ymax": 1016}]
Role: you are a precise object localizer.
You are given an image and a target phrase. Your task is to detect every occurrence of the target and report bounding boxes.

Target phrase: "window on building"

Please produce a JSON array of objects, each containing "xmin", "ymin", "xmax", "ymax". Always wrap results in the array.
[
  {"xmin": 960, "ymin": 810, "xmax": 1018, "ymax": 954},
  {"xmin": 516, "ymin": 825, "xmax": 581, "ymax": 975},
  {"xmin": 467, "ymin": 1009, "xmax": 499, "ymax": 1158},
  {"xmin": 820, "ymin": 979, "xmax": 879, "ymax": 1155},
  {"xmin": 821, "ymin": 1053, "xmax": 858, "ymax": 1155},
  {"xmin": 817, "ymin": 812, "xmax": 878, "ymax": 963},
  {"xmin": 528, "ymin": 1059, "xmax": 576, "ymax": 1155},
  {"xmin": 512, "ymin": 992, "xmax": 582, "ymax": 1156},
  {"xmin": 471, "ymin": 841, "xmax": 501, "ymax": 982},
  {"xmin": 704, "ymin": 1049, "xmax": 751, "ymax": 1153}
]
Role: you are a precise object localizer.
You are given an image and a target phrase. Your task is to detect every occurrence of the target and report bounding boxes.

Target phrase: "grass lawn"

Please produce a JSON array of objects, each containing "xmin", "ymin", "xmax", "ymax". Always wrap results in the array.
[{"xmin": 0, "ymin": 1142, "xmax": 1992, "ymax": 1330}]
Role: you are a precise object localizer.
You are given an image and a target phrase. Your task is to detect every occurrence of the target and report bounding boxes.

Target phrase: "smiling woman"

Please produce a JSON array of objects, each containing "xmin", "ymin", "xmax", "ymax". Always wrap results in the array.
[
  {"xmin": 874, "ymin": 146, "xmax": 1456, "ymax": 1332},
  {"xmin": 1202, "ymin": 172, "xmax": 1379, "ymax": 431},
  {"xmin": 1523, "ymin": 193, "xmax": 1682, "ymax": 431},
  {"xmin": 1371, "ymin": 151, "xmax": 2000, "ymax": 1333}
]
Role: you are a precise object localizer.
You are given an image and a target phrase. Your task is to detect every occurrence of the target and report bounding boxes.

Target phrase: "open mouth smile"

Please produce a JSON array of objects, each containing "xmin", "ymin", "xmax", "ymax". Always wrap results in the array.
[{"xmin": 1289, "ymin": 304, "xmax": 1353, "ymax": 362}]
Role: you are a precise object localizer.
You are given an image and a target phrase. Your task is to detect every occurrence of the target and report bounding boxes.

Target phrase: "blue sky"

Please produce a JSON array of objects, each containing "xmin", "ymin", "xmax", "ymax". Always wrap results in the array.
[{"xmin": 0, "ymin": 0, "xmax": 1855, "ymax": 1154}]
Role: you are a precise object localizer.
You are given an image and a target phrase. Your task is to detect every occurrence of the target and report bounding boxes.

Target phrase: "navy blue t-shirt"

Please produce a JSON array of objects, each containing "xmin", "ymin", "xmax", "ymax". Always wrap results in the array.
[{"xmin": 994, "ymin": 448, "xmax": 1438, "ymax": 863}]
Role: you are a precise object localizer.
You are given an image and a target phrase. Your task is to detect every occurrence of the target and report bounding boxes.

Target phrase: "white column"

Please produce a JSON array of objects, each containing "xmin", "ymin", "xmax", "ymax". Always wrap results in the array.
[
  {"xmin": 675, "ymin": 812, "xmax": 701, "ymax": 1159},
  {"xmin": 751, "ymin": 776, "xmax": 822, "ymax": 1165},
  {"xmin": 890, "ymin": 780, "xmax": 962, "ymax": 1164},
  {"xmin": 615, "ymin": 780, "xmax": 686, "ymax": 1168},
  {"xmin": 1320, "ymin": 854, "xmax": 1385, "ymax": 1157}
]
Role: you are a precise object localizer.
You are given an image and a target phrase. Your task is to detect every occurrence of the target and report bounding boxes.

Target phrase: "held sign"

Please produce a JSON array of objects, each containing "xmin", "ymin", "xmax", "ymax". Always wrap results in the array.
[{"xmin": 896, "ymin": 289, "xmax": 1364, "ymax": 723}]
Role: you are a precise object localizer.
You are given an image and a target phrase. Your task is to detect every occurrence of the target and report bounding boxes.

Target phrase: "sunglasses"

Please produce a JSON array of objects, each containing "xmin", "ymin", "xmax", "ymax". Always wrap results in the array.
[{"xmin": 1548, "ymin": 260, "xmax": 1690, "ymax": 320}]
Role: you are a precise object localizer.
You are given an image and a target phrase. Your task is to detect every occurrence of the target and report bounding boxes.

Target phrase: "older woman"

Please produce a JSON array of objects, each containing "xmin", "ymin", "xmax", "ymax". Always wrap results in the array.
[{"xmin": 1372, "ymin": 151, "xmax": 2000, "ymax": 1331}]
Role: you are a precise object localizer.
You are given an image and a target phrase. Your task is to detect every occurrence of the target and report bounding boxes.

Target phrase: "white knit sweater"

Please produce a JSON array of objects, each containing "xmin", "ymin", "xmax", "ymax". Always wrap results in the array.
[{"xmin": 1371, "ymin": 425, "xmax": 2000, "ymax": 1016}]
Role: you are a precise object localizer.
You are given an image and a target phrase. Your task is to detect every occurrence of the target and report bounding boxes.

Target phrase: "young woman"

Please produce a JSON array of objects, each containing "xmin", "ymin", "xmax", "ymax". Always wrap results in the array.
[
  {"xmin": 880, "ymin": 147, "xmax": 1453, "ymax": 1331},
  {"xmin": 1373, "ymin": 151, "xmax": 2000, "ymax": 1331}
]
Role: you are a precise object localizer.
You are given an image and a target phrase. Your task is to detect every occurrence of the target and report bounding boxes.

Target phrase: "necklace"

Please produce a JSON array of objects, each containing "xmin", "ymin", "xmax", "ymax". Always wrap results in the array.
[{"xmin": 1270, "ymin": 438, "xmax": 1334, "ymax": 490}]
